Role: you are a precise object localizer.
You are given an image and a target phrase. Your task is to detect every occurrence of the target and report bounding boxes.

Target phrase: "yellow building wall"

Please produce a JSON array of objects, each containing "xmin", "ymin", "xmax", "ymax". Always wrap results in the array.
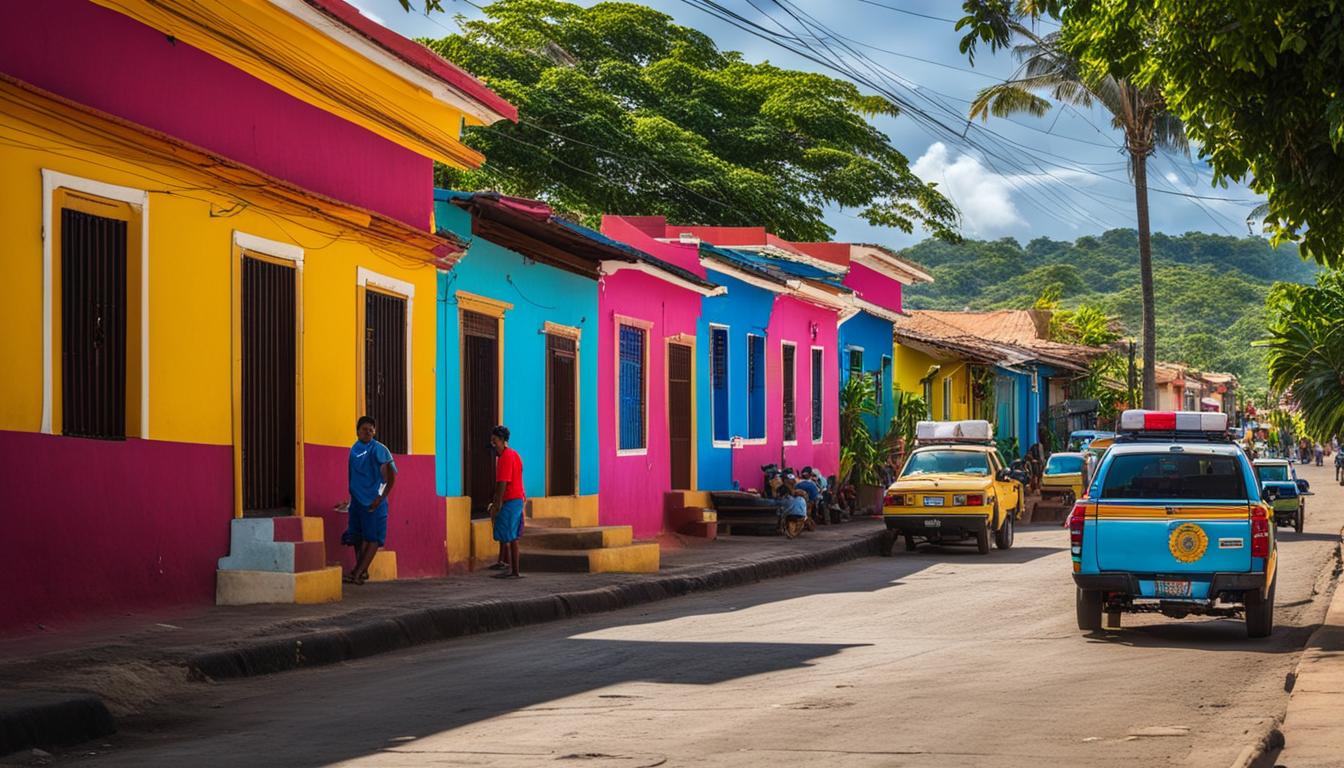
[
  {"xmin": 0, "ymin": 108, "xmax": 439, "ymax": 456},
  {"xmin": 891, "ymin": 341, "xmax": 974, "ymax": 421}
]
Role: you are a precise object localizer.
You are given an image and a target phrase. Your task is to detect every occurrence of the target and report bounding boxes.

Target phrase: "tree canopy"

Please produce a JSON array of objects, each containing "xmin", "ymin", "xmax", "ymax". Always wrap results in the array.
[
  {"xmin": 1263, "ymin": 271, "xmax": 1344, "ymax": 440},
  {"xmin": 960, "ymin": 0, "xmax": 1344, "ymax": 266},
  {"xmin": 424, "ymin": 0, "xmax": 958, "ymax": 241}
]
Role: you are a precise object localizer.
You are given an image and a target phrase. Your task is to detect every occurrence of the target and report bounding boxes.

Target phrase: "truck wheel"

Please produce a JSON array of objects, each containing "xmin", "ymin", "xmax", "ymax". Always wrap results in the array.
[
  {"xmin": 904, "ymin": 534, "xmax": 917, "ymax": 552},
  {"xmin": 1246, "ymin": 577, "xmax": 1276, "ymax": 638},
  {"xmin": 1076, "ymin": 588, "xmax": 1103, "ymax": 631},
  {"xmin": 1295, "ymin": 504, "xmax": 1304, "ymax": 534},
  {"xmin": 976, "ymin": 526, "xmax": 991, "ymax": 555},
  {"xmin": 995, "ymin": 505, "xmax": 1014, "ymax": 550}
]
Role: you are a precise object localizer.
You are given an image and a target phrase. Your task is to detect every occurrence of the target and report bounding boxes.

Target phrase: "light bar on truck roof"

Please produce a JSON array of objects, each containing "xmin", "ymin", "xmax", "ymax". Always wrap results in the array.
[
  {"xmin": 1118, "ymin": 410, "xmax": 1228, "ymax": 433},
  {"xmin": 915, "ymin": 419, "xmax": 994, "ymax": 442}
]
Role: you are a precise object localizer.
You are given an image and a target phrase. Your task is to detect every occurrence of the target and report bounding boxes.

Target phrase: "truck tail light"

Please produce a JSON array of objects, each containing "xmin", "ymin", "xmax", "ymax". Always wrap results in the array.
[
  {"xmin": 966, "ymin": 494, "xmax": 983, "ymax": 506},
  {"xmin": 1251, "ymin": 506, "xmax": 1270, "ymax": 558},
  {"xmin": 1068, "ymin": 503, "xmax": 1087, "ymax": 572},
  {"xmin": 883, "ymin": 491, "xmax": 900, "ymax": 507}
]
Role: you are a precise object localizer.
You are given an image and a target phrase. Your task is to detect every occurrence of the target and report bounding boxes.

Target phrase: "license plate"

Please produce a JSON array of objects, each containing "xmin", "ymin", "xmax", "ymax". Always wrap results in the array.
[
  {"xmin": 922, "ymin": 496, "xmax": 944, "ymax": 507},
  {"xmin": 1156, "ymin": 579, "xmax": 1192, "ymax": 598},
  {"xmin": 924, "ymin": 519, "xmax": 941, "ymax": 527}
]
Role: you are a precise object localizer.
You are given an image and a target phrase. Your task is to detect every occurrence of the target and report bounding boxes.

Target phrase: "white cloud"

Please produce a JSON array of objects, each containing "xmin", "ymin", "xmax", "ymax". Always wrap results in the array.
[{"xmin": 912, "ymin": 142, "xmax": 1026, "ymax": 237}]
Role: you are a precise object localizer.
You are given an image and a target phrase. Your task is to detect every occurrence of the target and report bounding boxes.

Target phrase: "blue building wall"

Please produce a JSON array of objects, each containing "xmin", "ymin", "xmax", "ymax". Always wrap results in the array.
[
  {"xmin": 434, "ymin": 196, "xmax": 600, "ymax": 499},
  {"xmin": 992, "ymin": 364, "xmax": 1055, "ymax": 458},
  {"xmin": 695, "ymin": 267, "xmax": 777, "ymax": 490},
  {"xmin": 838, "ymin": 310, "xmax": 895, "ymax": 435}
]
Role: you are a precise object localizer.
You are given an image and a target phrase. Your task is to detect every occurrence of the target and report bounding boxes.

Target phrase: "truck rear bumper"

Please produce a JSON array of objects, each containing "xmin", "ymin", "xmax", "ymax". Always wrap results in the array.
[
  {"xmin": 884, "ymin": 514, "xmax": 988, "ymax": 539},
  {"xmin": 1073, "ymin": 571, "xmax": 1267, "ymax": 599}
]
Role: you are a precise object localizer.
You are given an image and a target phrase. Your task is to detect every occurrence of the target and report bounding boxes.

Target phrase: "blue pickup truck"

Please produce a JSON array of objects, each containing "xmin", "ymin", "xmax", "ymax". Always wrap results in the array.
[{"xmin": 1069, "ymin": 410, "xmax": 1277, "ymax": 638}]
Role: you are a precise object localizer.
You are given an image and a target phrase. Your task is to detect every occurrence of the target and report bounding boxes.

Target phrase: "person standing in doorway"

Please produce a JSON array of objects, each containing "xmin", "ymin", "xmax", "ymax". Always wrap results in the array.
[
  {"xmin": 344, "ymin": 415, "xmax": 397, "ymax": 585},
  {"xmin": 488, "ymin": 425, "xmax": 525, "ymax": 579}
]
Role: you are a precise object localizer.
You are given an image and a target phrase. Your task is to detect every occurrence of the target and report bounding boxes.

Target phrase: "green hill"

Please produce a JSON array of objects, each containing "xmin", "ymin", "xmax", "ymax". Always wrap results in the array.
[{"xmin": 900, "ymin": 230, "xmax": 1319, "ymax": 390}]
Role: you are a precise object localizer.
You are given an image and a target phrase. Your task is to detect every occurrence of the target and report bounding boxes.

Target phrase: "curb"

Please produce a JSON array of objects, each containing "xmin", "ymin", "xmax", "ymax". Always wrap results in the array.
[
  {"xmin": 0, "ymin": 691, "xmax": 115, "ymax": 757},
  {"xmin": 188, "ymin": 530, "xmax": 886, "ymax": 681},
  {"xmin": 1230, "ymin": 528, "xmax": 1344, "ymax": 768}
]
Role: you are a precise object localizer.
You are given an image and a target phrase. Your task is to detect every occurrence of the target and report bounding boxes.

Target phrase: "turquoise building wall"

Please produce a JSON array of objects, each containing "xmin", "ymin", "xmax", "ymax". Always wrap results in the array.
[
  {"xmin": 434, "ymin": 194, "xmax": 600, "ymax": 499},
  {"xmin": 838, "ymin": 310, "xmax": 895, "ymax": 436}
]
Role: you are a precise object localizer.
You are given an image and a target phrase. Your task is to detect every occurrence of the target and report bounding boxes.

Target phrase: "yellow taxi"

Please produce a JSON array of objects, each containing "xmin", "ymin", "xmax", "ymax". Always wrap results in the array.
[
  {"xmin": 1035, "ymin": 451, "xmax": 1092, "ymax": 517},
  {"xmin": 882, "ymin": 420, "xmax": 1026, "ymax": 555}
]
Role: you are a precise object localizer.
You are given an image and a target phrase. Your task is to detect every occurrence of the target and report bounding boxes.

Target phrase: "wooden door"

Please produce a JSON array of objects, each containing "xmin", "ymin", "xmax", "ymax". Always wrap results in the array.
[
  {"xmin": 668, "ymin": 342, "xmax": 693, "ymax": 490},
  {"xmin": 462, "ymin": 311, "xmax": 499, "ymax": 517},
  {"xmin": 546, "ymin": 334, "xmax": 577, "ymax": 496},
  {"xmin": 241, "ymin": 256, "xmax": 297, "ymax": 516}
]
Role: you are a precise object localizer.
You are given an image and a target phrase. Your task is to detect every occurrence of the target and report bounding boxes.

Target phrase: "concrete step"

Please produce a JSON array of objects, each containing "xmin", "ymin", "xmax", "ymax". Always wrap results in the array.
[
  {"xmin": 520, "ymin": 525, "xmax": 633, "ymax": 550},
  {"xmin": 217, "ymin": 565, "xmax": 342, "ymax": 606},
  {"xmin": 271, "ymin": 516, "xmax": 324, "ymax": 543},
  {"xmin": 680, "ymin": 520, "xmax": 717, "ymax": 539},
  {"xmin": 520, "ymin": 542, "xmax": 660, "ymax": 573},
  {"xmin": 526, "ymin": 516, "xmax": 572, "ymax": 529}
]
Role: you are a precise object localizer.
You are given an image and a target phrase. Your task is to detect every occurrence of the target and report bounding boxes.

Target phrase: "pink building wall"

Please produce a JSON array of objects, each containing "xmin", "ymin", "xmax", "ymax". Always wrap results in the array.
[
  {"xmin": 0, "ymin": 0, "xmax": 431, "ymax": 228},
  {"xmin": 598, "ymin": 217, "xmax": 707, "ymax": 537},
  {"xmin": 844, "ymin": 262, "xmax": 903, "ymax": 314},
  {"xmin": 2, "ymin": 432, "xmax": 232, "ymax": 635},
  {"xmin": 731, "ymin": 295, "xmax": 842, "ymax": 485}
]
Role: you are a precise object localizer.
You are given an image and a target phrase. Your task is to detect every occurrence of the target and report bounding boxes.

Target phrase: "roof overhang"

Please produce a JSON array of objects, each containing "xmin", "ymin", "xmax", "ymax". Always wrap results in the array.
[
  {"xmin": 600, "ymin": 261, "xmax": 726, "ymax": 297},
  {"xmin": 850, "ymin": 244, "xmax": 933, "ymax": 285},
  {"xmin": 699, "ymin": 256, "xmax": 788, "ymax": 294},
  {"xmin": 733, "ymin": 244, "xmax": 848, "ymax": 275}
]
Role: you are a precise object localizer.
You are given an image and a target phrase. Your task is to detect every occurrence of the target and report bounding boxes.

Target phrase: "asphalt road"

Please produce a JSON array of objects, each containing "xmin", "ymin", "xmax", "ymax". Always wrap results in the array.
[{"xmin": 48, "ymin": 462, "xmax": 1344, "ymax": 768}]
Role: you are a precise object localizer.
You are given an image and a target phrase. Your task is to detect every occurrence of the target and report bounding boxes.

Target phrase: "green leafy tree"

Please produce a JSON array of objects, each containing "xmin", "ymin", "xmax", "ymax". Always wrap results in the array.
[
  {"xmin": 422, "ymin": 0, "xmax": 957, "ymax": 241},
  {"xmin": 959, "ymin": 4, "xmax": 1186, "ymax": 408},
  {"xmin": 840, "ymin": 375, "xmax": 881, "ymax": 486},
  {"xmin": 1261, "ymin": 271, "xmax": 1344, "ymax": 440}
]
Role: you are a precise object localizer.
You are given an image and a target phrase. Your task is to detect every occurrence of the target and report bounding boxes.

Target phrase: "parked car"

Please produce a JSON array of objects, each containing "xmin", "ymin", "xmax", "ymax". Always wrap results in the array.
[
  {"xmin": 1035, "ymin": 451, "xmax": 1092, "ymax": 518},
  {"xmin": 1252, "ymin": 458, "xmax": 1310, "ymax": 534},
  {"xmin": 1068, "ymin": 429, "xmax": 1116, "ymax": 452},
  {"xmin": 882, "ymin": 420, "xmax": 1025, "ymax": 555},
  {"xmin": 1070, "ymin": 410, "xmax": 1277, "ymax": 638}
]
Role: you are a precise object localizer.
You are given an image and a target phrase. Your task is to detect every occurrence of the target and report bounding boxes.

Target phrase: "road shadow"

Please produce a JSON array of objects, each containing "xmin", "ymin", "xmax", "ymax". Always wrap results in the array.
[
  {"xmin": 1275, "ymin": 531, "xmax": 1342, "ymax": 543},
  {"xmin": 95, "ymin": 638, "xmax": 869, "ymax": 768},
  {"xmin": 899, "ymin": 545, "xmax": 1060, "ymax": 566},
  {"xmin": 1082, "ymin": 618, "xmax": 1319, "ymax": 653}
]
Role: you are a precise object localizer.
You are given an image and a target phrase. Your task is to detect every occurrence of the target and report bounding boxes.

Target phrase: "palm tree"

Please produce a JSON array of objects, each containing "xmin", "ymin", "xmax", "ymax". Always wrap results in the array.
[
  {"xmin": 968, "ymin": 25, "xmax": 1186, "ymax": 408},
  {"xmin": 1262, "ymin": 272, "xmax": 1344, "ymax": 440}
]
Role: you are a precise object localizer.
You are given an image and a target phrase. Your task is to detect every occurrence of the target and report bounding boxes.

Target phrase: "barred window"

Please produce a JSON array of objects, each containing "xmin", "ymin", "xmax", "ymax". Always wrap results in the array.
[
  {"xmin": 710, "ymin": 327, "xmax": 729, "ymax": 442},
  {"xmin": 747, "ymin": 334, "xmax": 765, "ymax": 439},
  {"xmin": 618, "ymin": 324, "xmax": 646, "ymax": 450},
  {"xmin": 782, "ymin": 343, "xmax": 796, "ymax": 442},
  {"xmin": 811, "ymin": 348, "xmax": 823, "ymax": 441}
]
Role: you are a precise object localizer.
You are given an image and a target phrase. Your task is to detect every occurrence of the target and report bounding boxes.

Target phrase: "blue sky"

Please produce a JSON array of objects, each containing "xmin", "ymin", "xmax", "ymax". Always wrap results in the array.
[{"xmin": 350, "ymin": 0, "xmax": 1266, "ymax": 248}]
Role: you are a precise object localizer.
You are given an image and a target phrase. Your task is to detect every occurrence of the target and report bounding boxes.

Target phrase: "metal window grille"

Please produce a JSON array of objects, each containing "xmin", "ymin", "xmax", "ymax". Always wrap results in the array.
[
  {"xmin": 747, "ymin": 334, "xmax": 765, "ymax": 439},
  {"xmin": 811, "ymin": 349, "xmax": 823, "ymax": 441},
  {"xmin": 364, "ymin": 290, "xmax": 407, "ymax": 454},
  {"xmin": 782, "ymin": 345, "xmax": 796, "ymax": 442},
  {"xmin": 61, "ymin": 208, "xmax": 127, "ymax": 440},
  {"xmin": 848, "ymin": 348, "xmax": 863, "ymax": 373},
  {"xmin": 241, "ymin": 256, "xmax": 297, "ymax": 514},
  {"xmin": 710, "ymin": 328, "xmax": 729, "ymax": 441},
  {"xmin": 618, "ymin": 325, "xmax": 646, "ymax": 450}
]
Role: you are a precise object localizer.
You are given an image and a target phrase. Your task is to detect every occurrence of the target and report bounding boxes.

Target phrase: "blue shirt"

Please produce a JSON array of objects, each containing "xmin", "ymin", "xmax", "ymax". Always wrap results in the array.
[
  {"xmin": 349, "ymin": 439, "xmax": 396, "ymax": 507},
  {"xmin": 796, "ymin": 479, "xmax": 820, "ymax": 502}
]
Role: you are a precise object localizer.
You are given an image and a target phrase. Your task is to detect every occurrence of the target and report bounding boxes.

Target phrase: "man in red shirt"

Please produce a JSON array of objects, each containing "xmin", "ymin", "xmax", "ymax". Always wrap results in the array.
[{"xmin": 488, "ymin": 425, "xmax": 526, "ymax": 579}]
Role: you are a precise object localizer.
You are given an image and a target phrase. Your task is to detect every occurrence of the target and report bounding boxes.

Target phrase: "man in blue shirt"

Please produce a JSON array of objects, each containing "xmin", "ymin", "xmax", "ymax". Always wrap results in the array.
[{"xmin": 344, "ymin": 415, "xmax": 397, "ymax": 585}]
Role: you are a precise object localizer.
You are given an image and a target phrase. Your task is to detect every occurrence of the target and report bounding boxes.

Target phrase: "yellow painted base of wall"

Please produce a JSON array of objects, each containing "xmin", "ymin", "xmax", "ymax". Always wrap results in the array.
[
  {"xmin": 216, "ymin": 565, "xmax": 342, "ymax": 606},
  {"xmin": 364, "ymin": 550, "xmax": 397, "ymax": 582},
  {"xmin": 528, "ymin": 495, "xmax": 599, "ymax": 527},
  {"xmin": 299, "ymin": 516, "xmax": 324, "ymax": 541},
  {"xmin": 470, "ymin": 517, "xmax": 496, "ymax": 569},
  {"xmin": 670, "ymin": 490, "xmax": 714, "ymax": 508},
  {"xmin": 445, "ymin": 496, "xmax": 472, "ymax": 570},
  {"xmin": 588, "ymin": 542, "xmax": 660, "ymax": 573}
]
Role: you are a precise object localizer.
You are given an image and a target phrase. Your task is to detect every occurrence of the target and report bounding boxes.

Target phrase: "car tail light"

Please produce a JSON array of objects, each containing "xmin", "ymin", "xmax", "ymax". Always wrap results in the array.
[
  {"xmin": 883, "ymin": 491, "xmax": 901, "ymax": 507},
  {"xmin": 966, "ymin": 494, "xmax": 984, "ymax": 506},
  {"xmin": 1251, "ymin": 505, "xmax": 1270, "ymax": 558},
  {"xmin": 1068, "ymin": 503, "xmax": 1087, "ymax": 572}
]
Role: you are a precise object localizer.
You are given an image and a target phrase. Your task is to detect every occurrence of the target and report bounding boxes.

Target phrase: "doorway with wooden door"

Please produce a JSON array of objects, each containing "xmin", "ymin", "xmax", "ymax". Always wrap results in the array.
[
  {"xmin": 241, "ymin": 254, "xmax": 297, "ymax": 517},
  {"xmin": 668, "ymin": 341, "xmax": 693, "ymax": 490},
  {"xmin": 461, "ymin": 310, "xmax": 500, "ymax": 518},
  {"xmin": 546, "ymin": 333, "xmax": 578, "ymax": 496}
]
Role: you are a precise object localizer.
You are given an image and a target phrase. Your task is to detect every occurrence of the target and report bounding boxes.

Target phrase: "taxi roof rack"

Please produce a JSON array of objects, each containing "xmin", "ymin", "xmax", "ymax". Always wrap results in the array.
[{"xmin": 1115, "ymin": 430, "xmax": 1232, "ymax": 444}]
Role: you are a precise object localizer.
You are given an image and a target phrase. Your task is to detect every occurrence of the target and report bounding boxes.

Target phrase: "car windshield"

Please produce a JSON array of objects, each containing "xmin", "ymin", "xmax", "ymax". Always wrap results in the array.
[
  {"xmin": 902, "ymin": 450, "xmax": 991, "ymax": 476},
  {"xmin": 1045, "ymin": 455, "xmax": 1084, "ymax": 475},
  {"xmin": 1257, "ymin": 465, "xmax": 1289, "ymax": 482},
  {"xmin": 1100, "ymin": 453, "xmax": 1247, "ymax": 500}
]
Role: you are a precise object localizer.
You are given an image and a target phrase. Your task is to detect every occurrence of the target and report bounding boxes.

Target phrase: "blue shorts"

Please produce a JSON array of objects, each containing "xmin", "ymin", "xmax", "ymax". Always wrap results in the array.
[
  {"xmin": 493, "ymin": 498, "xmax": 524, "ymax": 543},
  {"xmin": 344, "ymin": 499, "xmax": 388, "ymax": 547}
]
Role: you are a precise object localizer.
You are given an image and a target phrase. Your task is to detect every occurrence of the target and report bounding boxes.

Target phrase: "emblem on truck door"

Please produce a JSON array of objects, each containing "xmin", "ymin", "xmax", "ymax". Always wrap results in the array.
[{"xmin": 1168, "ymin": 523, "xmax": 1209, "ymax": 563}]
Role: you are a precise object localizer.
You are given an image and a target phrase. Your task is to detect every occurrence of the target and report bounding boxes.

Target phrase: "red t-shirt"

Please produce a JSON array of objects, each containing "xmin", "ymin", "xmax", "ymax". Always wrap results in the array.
[{"xmin": 496, "ymin": 447, "xmax": 525, "ymax": 501}]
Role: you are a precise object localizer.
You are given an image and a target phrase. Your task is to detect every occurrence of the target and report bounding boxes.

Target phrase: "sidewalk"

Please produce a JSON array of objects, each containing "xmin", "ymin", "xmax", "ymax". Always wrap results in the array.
[
  {"xmin": 0, "ymin": 521, "xmax": 884, "ymax": 756},
  {"xmin": 1270, "ymin": 533, "xmax": 1344, "ymax": 768}
]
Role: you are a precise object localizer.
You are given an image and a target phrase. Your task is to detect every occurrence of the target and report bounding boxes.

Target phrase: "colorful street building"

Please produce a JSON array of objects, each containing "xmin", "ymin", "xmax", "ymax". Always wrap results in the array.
[
  {"xmin": 595, "ymin": 217, "xmax": 724, "ymax": 537},
  {"xmin": 0, "ymin": 0, "xmax": 512, "ymax": 631}
]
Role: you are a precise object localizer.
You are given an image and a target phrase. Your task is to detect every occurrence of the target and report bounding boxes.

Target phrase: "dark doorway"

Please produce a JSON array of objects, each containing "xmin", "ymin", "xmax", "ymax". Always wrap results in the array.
[
  {"xmin": 60, "ymin": 208, "xmax": 127, "ymax": 440},
  {"xmin": 364, "ymin": 290, "xmax": 407, "ymax": 454},
  {"xmin": 462, "ymin": 310, "xmax": 499, "ymax": 518},
  {"xmin": 546, "ymin": 333, "xmax": 577, "ymax": 496},
  {"xmin": 241, "ymin": 255, "xmax": 297, "ymax": 516},
  {"xmin": 668, "ymin": 342, "xmax": 693, "ymax": 490}
]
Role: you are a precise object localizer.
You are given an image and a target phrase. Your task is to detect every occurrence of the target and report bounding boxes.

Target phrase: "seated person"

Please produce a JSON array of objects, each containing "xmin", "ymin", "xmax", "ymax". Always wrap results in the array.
[{"xmin": 778, "ymin": 473, "xmax": 810, "ymax": 519}]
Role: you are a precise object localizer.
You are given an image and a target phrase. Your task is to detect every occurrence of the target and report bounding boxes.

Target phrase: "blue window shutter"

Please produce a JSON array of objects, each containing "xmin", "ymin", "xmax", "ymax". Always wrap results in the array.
[
  {"xmin": 618, "ymin": 325, "xmax": 646, "ymax": 450},
  {"xmin": 747, "ymin": 334, "xmax": 765, "ymax": 439},
  {"xmin": 711, "ymin": 328, "xmax": 729, "ymax": 441}
]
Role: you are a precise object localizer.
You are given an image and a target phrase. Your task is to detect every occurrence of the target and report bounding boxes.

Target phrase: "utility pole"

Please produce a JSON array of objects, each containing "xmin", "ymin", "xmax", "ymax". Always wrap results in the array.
[{"xmin": 1127, "ymin": 340, "xmax": 1138, "ymax": 408}]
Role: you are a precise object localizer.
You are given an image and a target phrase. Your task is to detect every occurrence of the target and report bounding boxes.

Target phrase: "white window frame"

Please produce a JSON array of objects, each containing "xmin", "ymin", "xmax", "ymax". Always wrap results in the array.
[
  {"xmin": 743, "ymin": 332, "xmax": 767, "ymax": 445},
  {"xmin": 942, "ymin": 376, "xmax": 952, "ymax": 420},
  {"xmin": 810, "ymin": 345, "xmax": 825, "ymax": 443},
  {"xmin": 41, "ymin": 169, "xmax": 150, "ymax": 437},
  {"xmin": 781, "ymin": 340, "xmax": 798, "ymax": 447},
  {"xmin": 357, "ymin": 266, "xmax": 414, "ymax": 452},
  {"xmin": 614, "ymin": 315, "xmax": 651, "ymax": 456},
  {"xmin": 709, "ymin": 323, "xmax": 732, "ymax": 448}
]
